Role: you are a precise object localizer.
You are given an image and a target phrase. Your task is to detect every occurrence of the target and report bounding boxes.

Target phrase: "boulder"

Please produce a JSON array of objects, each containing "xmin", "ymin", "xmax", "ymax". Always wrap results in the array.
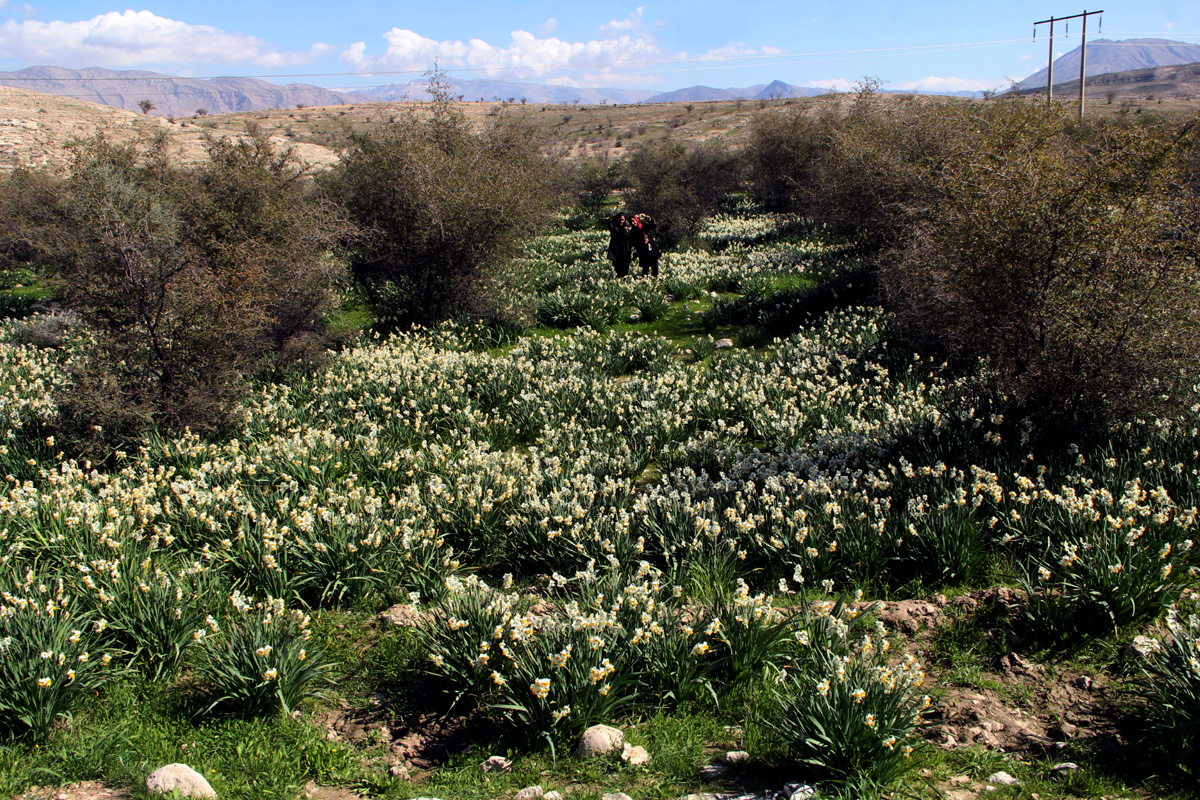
[
  {"xmin": 146, "ymin": 764, "xmax": 217, "ymax": 798},
  {"xmin": 577, "ymin": 724, "xmax": 624, "ymax": 758}
]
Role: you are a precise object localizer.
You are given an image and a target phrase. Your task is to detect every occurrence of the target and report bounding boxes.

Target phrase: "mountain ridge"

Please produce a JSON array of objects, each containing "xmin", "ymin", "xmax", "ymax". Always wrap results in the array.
[{"xmin": 1016, "ymin": 38, "xmax": 1200, "ymax": 89}]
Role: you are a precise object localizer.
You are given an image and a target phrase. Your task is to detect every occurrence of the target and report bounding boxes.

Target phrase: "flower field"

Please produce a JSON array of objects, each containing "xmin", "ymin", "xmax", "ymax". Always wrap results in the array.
[{"xmin": 1, "ymin": 206, "xmax": 1198, "ymax": 799}]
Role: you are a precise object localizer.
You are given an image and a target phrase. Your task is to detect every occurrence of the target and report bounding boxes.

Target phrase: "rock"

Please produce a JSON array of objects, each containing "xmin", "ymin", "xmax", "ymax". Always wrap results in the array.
[
  {"xmin": 577, "ymin": 724, "xmax": 625, "ymax": 758},
  {"xmin": 987, "ymin": 771, "xmax": 1020, "ymax": 787},
  {"xmin": 515, "ymin": 786, "xmax": 544, "ymax": 799},
  {"xmin": 146, "ymin": 764, "xmax": 217, "ymax": 798},
  {"xmin": 544, "ymin": 793, "xmax": 564, "ymax": 800},
  {"xmin": 602, "ymin": 794, "xmax": 633, "ymax": 800},
  {"xmin": 699, "ymin": 764, "xmax": 729, "ymax": 781},
  {"xmin": 388, "ymin": 764, "xmax": 410, "ymax": 779},
  {"xmin": 933, "ymin": 593, "xmax": 949, "ymax": 606},
  {"xmin": 1049, "ymin": 721, "xmax": 1078, "ymax": 740},
  {"xmin": 721, "ymin": 750, "xmax": 750, "ymax": 765},
  {"xmin": 621, "ymin": 743, "xmax": 651, "ymax": 766},
  {"xmin": 376, "ymin": 603, "xmax": 422, "ymax": 627},
  {"xmin": 714, "ymin": 338, "xmax": 734, "ymax": 349},
  {"xmin": 781, "ymin": 784, "xmax": 818, "ymax": 800},
  {"xmin": 878, "ymin": 606, "xmax": 919, "ymax": 634},
  {"xmin": 1074, "ymin": 676, "xmax": 1093, "ymax": 690},
  {"xmin": 1050, "ymin": 762, "xmax": 1080, "ymax": 778},
  {"xmin": 481, "ymin": 755, "xmax": 512, "ymax": 773}
]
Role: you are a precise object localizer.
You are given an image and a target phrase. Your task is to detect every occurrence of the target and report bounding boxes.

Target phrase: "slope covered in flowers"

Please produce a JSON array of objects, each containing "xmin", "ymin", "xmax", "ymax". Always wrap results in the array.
[{"xmin": 1, "ymin": 206, "xmax": 1198, "ymax": 797}]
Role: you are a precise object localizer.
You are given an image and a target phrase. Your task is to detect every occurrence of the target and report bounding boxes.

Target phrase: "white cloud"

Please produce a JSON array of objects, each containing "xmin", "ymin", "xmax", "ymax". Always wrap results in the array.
[
  {"xmin": 0, "ymin": 10, "xmax": 332, "ymax": 68},
  {"xmin": 341, "ymin": 26, "xmax": 666, "ymax": 80},
  {"xmin": 599, "ymin": 7, "xmax": 645, "ymax": 36},
  {"xmin": 806, "ymin": 78, "xmax": 854, "ymax": 91},
  {"xmin": 541, "ymin": 17, "xmax": 557, "ymax": 36},
  {"xmin": 1165, "ymin": 22, "xmax": 1175, "ymax": 30},
  {"xmin": 892, "ymin": 76, "xmax": 999, "ymax": 92}
]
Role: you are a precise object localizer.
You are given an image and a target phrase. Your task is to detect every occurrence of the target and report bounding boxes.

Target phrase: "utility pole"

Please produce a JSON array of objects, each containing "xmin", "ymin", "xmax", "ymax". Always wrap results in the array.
[{"xmin": 1033, "ymin": 10, "xmax": 1103, "ymax": 116}]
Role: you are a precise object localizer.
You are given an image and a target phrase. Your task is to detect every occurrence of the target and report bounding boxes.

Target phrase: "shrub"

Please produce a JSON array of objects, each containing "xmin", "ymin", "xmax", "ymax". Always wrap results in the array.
[
  {"xmin": 325, "ymin": 69, "xmax": 556, "ymax": 330},
  {"xmin": 25, "ymin": 130, "xmax": 349, "ymax": 454},
  {"xmin": 625, "ymin": 138, "xmax": 742, "ymax": 247},
  {"xmin": 884, "ymin": 104, "xmax": 1200, "ymax": 433},
  {"xmin": 746, "ymin": 109, "xmax": 825, "ymax": 212}
]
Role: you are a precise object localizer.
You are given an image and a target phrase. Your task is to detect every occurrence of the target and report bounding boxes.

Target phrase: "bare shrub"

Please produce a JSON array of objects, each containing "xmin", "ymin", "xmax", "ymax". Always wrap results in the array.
[
  {"xmin": 884, "ymin": 104, "xmax": 1200, "ymax": 433},
  {"xmin": 625, "ymin": 138, "xmax": 742, "ymax": 247},
  {"xmin": 324, "ymin": 69, "xmax": 556, "ymax": 329},
  {"xmin": 21, "ymin": 129, "xmax": 349, "ymax": 456}
]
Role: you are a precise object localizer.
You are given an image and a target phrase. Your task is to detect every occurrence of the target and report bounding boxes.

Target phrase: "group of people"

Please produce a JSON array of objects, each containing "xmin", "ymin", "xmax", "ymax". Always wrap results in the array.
[{"xmin": 605, "ymin": 211, "xmax": 660, "ymax": 278}]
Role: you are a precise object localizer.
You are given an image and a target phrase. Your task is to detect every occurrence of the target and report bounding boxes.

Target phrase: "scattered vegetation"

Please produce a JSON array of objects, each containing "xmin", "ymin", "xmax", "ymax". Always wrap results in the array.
[{"xmin": 0, "ymin": 87, "xmax": 1197, "ymax": 800}]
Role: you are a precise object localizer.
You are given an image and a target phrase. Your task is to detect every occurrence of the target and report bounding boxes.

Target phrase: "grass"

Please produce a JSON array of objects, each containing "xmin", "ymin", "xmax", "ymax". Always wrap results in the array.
[{"xmin": 0, "ymin": 679, "xmax": 361, "ymax": 800}]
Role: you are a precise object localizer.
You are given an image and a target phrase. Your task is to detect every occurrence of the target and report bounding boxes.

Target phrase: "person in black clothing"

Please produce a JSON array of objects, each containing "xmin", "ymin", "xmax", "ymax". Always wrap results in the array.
[
  {"xmin": 629, "ymin": 214, "xmax": 660, "ymax": 277},
  {"xmin": 606, "ymin": 212, "xmax": 633, "ymax": 278}
]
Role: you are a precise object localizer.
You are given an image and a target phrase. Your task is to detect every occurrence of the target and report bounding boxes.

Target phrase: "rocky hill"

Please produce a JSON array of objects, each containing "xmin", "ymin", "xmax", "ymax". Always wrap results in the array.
[
  {"xmin": 1016, "ymin": 38, "xmax": 1200, "ymax": 89},
  {"xmin": 1014, "ymin": 59, "xmax": 1200, "ymax": 102},
  {"xmin": 0, "ymin": 85, "xmax": 338, "ymax": 174},
  {"xmin": 0, "ymin": 66, "xmax": 377, "ymax": 118}
]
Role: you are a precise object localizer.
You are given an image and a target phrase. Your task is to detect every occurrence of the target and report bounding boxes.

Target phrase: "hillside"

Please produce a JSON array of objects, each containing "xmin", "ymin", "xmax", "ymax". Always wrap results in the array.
[
  {"xmin": 1011, "ymin": 60, "xmax": 1200, "ymax": 112},
  {"xmin": 0, "ymin": 85, "xmax": 338, "ymax": 173},
  {"xmin": 0, "ymin": 66, "xmax": 377, "ymax": 118},
  {"xmin": 1016, "ymin": 37, "xmax": 1200, "ymax": 89}
]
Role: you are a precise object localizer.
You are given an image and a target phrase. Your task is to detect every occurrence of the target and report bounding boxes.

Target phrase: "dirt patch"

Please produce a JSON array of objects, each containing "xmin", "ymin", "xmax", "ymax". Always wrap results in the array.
[
  {"xmin": 15, "ymin": 782, "xmax": 128, "ymax": 800},
  {"xmin": 318, "ymin": 692, "xmax": 501, "ymax": 776}
]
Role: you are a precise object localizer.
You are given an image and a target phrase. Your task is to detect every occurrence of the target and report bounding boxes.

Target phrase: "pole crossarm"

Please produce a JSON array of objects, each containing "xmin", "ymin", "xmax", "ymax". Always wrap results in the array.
[{"xmin": 1031, "ymin": 9, "xmax": 1103, "ymax": 116}]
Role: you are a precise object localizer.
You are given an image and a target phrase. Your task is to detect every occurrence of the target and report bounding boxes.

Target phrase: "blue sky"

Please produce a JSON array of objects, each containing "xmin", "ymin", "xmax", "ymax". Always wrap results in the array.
[{"xmin": 0, "ymin": 1, "xmax": 1196, "ymax": 92}]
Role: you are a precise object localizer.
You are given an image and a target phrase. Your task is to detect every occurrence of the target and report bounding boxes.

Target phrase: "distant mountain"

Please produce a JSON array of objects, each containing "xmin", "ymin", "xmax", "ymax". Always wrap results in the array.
[
  {"xmin": 642, "ymin": 80, "xmax": 828, "ymax": 103},
  {"xmin": 1016, "ymin": 38, "xmax": 1200, "ymax": 89},
  {"xmin": 0, "ymin": 66, "xmax": 376, "ymax": 116},
  {"xmin": 1014, "ymin": 59, "xmax": 1200, "ymax": 101},
  {"xmin": 642, "ymin": 85, "xmax": 739, "ymax": 103},
  {"xmin": 357, "ymin": 77, "xmax": 655, "ymax": 105}
]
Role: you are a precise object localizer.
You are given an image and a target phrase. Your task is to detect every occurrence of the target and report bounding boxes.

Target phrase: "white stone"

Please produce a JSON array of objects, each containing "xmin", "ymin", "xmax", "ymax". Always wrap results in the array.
[
  {"xmin": 714, "ymin": 338, "xmax": 734, "ymax": 349},
  {"xmin": 482, "ymin": 755, "xmax": 512, "ymax": 773},
  {"xmin": 987, "ymin": 771, "xmax": 1021, "ymax": 787},
  {"xmin": 544, "ymin": 793, "xmax": 564, "ymax": 800},
  {"xmin": 602, "ymin": 794, "xmax": 633, "ymax": 800},
  {"xmin": 621, "ymin": 743, "xmax": 650, "ymax": 766},
  {"xmin": 577, "ymin": 724, "xmax": 625, "ymax": 758},
  {"xmin": 146, "ymin": 764, "xmax": 217, "ymax": 798},
  {"xmin": 515, "ymin": 786, "xmax": 544, "ymax": 799},
  {"xmin": 721, "ymin": 750, "xmax": 750, "ymax": 765},
  {"xmin": 783, "ymin": 785, "xmax": 818, "ymax": 800}
]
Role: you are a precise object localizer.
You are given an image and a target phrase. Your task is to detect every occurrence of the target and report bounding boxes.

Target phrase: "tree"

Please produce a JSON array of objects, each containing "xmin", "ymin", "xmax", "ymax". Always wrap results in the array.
[
  {"xmin": 884, "ymin": 105, "xmax": 1200, "ymax": 433},
  {"xmin": 626, "ymin": 138, "xmax": 742, "ymax": 247},
  {"xmin": 27, "ymin": 129, "xmax": 349, "ymax": 454},
  {"xmin": 323, "ymin": 67, "xmax": 555, "ymax": 329},
  {"xmin": 137, "ymin": 99, "xmax": 155, "ymax": 114}
]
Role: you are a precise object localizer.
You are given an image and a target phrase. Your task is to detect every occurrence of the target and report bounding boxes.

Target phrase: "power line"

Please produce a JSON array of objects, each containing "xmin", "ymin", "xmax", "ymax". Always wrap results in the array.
[{"xmin": 0, "ymin": 36, "xmax": 1034, "ymax": 85}]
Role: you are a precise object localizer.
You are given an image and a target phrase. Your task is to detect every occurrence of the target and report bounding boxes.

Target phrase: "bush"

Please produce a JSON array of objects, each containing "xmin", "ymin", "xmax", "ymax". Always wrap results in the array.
[
  {"xmin": 625, "ymin": 138, "xmax": 742, "ymax": 247},
  {"xmin": 325, "ymin": 70, "xmax": 556, "ymax": 330},
  {"xmin": 883, "ymin": 103, "xmax": 1200, "ymax": 433},
  {"xmin": 0, "ymin": 571, "xmax": 114, "ymax": 739},
  {"xmin": 763, "ymin": 596, "xmax": 928, "ymax": 788},
  {"xmin": 23, "ymin": 130, "xmax": 349, "ymax": 455},
  {"xmin": 746, "ymin": 109, "xmax": 825, "ymax": 212},
  {"xmin": 197, "ymin": 593, "xmax": 332, "ymax": 716},
  {"xmin": 1135, "ymin": 595, "xmax": 1200, "ymax": 769}
]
